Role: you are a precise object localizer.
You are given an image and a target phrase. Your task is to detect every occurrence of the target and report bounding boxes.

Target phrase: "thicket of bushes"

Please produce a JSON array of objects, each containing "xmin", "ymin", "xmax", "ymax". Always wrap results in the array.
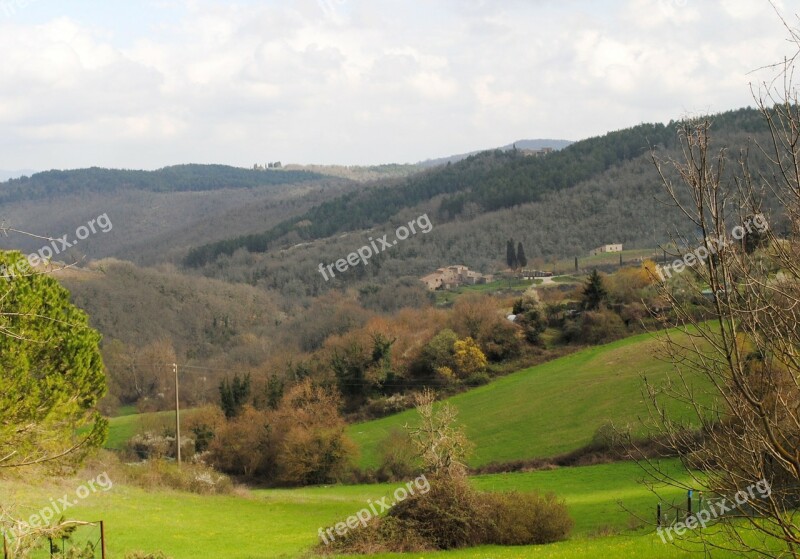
[{"xmin": 326, "ymin": 391, "xmax": 572, "ymax": 553}]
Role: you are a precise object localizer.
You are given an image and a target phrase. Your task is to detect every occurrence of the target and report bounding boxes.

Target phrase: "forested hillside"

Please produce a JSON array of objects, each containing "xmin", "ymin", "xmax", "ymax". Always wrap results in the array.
[
  {"xmin": 185, "ymin": 108, "xmax": 769, "ymax": 268},
  {"xmin": 0, "ymin": 164, "xmax": 325, "ymax": 203},
  {"xmin": 0, "ymin": 170, "xmax": 357, "ymax": 265}
]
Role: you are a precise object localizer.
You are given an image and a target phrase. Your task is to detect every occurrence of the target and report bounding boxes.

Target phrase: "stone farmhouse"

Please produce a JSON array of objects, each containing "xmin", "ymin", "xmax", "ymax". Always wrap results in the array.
[{"xmin": 420, "ymin": 265, "xmax": 494, "ymax": 291}]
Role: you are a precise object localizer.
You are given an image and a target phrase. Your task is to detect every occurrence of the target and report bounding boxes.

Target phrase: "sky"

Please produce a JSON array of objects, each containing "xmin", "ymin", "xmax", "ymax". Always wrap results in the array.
[{"xmin": 0, "ymin": 0, "xmax": 794, "ymax": 170}]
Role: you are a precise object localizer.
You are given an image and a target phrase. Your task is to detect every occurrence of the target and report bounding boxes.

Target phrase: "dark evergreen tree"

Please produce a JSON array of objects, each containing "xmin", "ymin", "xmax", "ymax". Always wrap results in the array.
[
  {"xmin": 506, "ymin": 238, "xmax": 518, "ymax": 270},
  {"xmin": 219, "ymin": 372, "xmax": 251, "ymax": 418},
  {"xmin": 581, "ymin": 269, "xmax": 608, "ymax": 310},
  {"xmin": 517, "ymin": 242, "xmax": 527, "ymax": 268}
]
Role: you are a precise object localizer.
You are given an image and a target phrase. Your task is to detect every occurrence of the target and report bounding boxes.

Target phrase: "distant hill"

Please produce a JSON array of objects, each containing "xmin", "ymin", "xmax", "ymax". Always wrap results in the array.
[
  {"xmin": 0, "ymin": 164, "xmax": 356, "ymax": 264},
  {"xmin": 416, "ymin": 139, "xmax": 572, "ymax": 168},
  {"xmin": 0, "ymin": 164, "xmax": 327, "ymax": 203},
  {"xmin": 179, "ymin": 107, "xmax": 785, "ymax": 301},
  {"xmin": 186, "ymin": 108, "xmax": 772, "ymax": 269},
  {"xmin": 0, "ymin": 169, "xmax": 36, "ymax": 181},
  {"xmin": 281, "ymin": 163, "xmax": 421, "ymax": 182}
]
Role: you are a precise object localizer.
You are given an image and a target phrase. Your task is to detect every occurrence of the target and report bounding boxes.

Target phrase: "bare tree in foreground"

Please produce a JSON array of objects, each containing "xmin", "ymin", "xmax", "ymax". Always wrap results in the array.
[{"xmin": 639, "ymin": 18, "xmax": 800, "ymax": 558}]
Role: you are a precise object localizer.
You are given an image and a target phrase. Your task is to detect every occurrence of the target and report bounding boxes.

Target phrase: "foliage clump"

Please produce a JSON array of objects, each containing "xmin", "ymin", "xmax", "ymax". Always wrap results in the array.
[{"xmin": 326, "ymin": 391, "xmax": 572, "ymax": 553}]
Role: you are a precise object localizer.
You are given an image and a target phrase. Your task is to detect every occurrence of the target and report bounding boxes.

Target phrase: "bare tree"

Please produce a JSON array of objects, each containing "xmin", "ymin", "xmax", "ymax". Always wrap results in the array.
[
  {"xmin": 405, "ymin": 389, "xmax": 472, "ymax": 479},
  {"xmin": 639, "ymin": 17, "xmax": 800, "ymax": 557}
]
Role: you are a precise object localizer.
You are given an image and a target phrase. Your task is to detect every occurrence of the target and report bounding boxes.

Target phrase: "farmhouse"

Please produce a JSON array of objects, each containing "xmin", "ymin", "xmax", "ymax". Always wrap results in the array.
[
  {"xmin": 519, "ymin": 147, "xmax": 553, "ymax": 157},
  {"xmin": 589, "ymin": 243, "xmax": 623, "ymax": 256},
  {"xmin": 420, "ymin": 265, "xmax": 494, "ymax": 291}
]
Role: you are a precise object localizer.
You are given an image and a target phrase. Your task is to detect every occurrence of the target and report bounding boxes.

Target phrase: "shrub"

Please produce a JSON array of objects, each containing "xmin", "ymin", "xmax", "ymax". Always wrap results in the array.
[
  {"xmin": 121, "ymin": 458, "xmax": 234, "ymax": 495},
  {"xmin": 207, "ymin": 406, "xmax": 273, "ymax": 478},
  {"xmin": 325, "ymin": 476, "xmax": 572, "ymax": 553},
  {"xmin": 126, "ymin": 432, "xmax": 174, "ymax": 460},
  {"xmin": 484, "ymin": 491, "xmax": 573, "ymax": 545},
  {"xmin": 277, "ymin": 424, "xmax": 356, "ymax": 485},
  {"xmin": 562, "ymin": 309, "xmax": 627, "ymax": 345},
  {"xmin": 271, "ymin": 379, "xmax": 358, "ymax": 485},
  {"xmin": 479, "ymin": 320, "xmax": 522, "ymax": 361},
  {"xmin": 124, "ymin": 552, "xmax": 172, "ymax": 559},
  {"xmin": 452, "ymin": 337, "xmax": 487, "ymax": 378},
  {"xmin": 416, "ymin": 328, "xmax": 458, "ymax": 377},
  {"xmin": 581, "ymin": 310, "xmax": 627, "ymax": 344},
  {"xmin": 363, "ymin": 393, "xmax": 415, "ymax": 419},
  {"xmin": 464, "ymin": 371, "xmax": 491, "ymax": 386},
  {"xmin": 376, "ymin": 428, "xmax": 419, "ymax": 481},
  {"xmin": 388, "ymin": 476, "xmax": 491, "ymax": 549}
]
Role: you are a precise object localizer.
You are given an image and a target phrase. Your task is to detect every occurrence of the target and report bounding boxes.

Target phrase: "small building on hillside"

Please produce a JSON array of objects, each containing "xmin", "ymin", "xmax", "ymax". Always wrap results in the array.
[
  {"xmin": 589, "ymin": 244, "xmax": 623, "ymax": 256},
  {"xmin": 519, "ymin": 147, "xmax": 553, "ymax": 157},
  {"xmin": 420, "ymin": 265, "xmax": 494, "ymax": 291}
]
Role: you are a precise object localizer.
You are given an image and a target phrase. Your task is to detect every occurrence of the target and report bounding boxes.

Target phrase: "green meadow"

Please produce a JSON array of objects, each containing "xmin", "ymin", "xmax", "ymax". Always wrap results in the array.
[
  {"xmin": 4, "ymin": 459, "xmax": 724, "ymax": 559},
  {"xmin": 349, "ymin": 330, "xmax": 703, "ymax": 469}
]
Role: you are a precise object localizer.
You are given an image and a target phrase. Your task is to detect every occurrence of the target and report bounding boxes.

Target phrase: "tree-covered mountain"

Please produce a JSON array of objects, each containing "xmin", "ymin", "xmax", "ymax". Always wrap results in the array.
[
  {"xmin": 0, "ymin": 164, "xmax": 326, "ymax": 204},
  {"xmin": 416, "ymin": 138, "xmax": 573, "ymax": 168},
  {"xmin": 185, "ymin": 108, "xmax": 769, "ymax": 268}
]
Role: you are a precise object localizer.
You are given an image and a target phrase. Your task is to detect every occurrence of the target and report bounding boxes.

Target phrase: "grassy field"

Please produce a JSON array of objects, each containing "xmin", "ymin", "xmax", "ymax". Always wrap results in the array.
[
  {"xmin": 103, "ymin": 408, "xmax": 205, "ymax": 450},
  {"xmin": 349, "ymin": 330, "xmax": 704, "ymax": 469},
  {"xmin": 103, "ymin": 410, "xmax": 176, "ymax": 449},
  {"xmin": 434, "ymin": 278, "xmax": 538, "ymax": 305},
  {"xmin": 552, "ymin": 248, "xmax": 662, "ymax": 275},
  {"xmin": 3, "ymin": 459, "xmax": 724, "ymax": 559}
]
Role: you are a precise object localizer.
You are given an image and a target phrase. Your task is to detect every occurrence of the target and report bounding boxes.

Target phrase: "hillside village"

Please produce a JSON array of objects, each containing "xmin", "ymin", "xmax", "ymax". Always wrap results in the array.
[{"xmin": 419, "ymin": 265, "xmax": 494, "ymax": 290}]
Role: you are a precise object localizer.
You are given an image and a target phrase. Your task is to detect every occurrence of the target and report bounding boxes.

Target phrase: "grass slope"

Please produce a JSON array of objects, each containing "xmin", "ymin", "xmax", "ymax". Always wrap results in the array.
[
  {"xmin": 350, "ymin": 330, "xmax": 703, "ymax": 468},
  {"xmin": 104, "ymin": 409, "xmax": 202, "ymax": 450},
  {"xmin": 4, "ymin": 460, "xmax": 720, "ymax": 559}
]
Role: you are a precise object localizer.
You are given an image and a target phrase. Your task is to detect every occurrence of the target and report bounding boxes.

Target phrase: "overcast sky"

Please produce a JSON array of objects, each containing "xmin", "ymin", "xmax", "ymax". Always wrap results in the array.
[{"xmin": 0, "ymin": 0, "xmax": 793, "ymax": 170}]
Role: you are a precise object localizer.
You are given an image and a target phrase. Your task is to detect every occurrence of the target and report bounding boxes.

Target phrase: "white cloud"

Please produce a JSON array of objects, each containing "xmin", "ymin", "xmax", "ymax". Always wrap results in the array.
[{"xmin": 0, "ymin": 0, "xmax": 794, "ymax": 169}]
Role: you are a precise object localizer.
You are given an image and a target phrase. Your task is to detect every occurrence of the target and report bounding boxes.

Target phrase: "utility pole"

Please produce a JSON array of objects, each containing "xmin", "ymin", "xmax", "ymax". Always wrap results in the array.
[{"xmin": 173, "ymin": 362, "xmax": 181, "ymax": 467}]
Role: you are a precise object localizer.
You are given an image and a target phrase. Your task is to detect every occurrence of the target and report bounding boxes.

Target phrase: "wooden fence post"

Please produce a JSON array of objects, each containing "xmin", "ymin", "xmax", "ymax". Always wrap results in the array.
[{"xmin": 100, "ymin": 521, "xmax": 106, "ymax": 559}]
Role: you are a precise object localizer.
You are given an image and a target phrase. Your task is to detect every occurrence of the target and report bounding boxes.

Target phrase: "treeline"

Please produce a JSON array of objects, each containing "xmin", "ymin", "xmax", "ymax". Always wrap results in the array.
[
  {"xmin": 185, "ymin": 108, "xmax": 770, "ymax": 267},
  {"xmin": 0, "ymin": 164, "xmax": 326, "ymax": 203},
  {"xmin": 184, "ymin": 151, "xmax": 517, "ymax": 266}
]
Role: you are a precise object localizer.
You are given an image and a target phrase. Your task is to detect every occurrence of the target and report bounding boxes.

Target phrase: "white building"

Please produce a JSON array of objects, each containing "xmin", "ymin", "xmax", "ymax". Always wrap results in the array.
[{"xmin": 589, "ymin": 244, "xmax": 623, "ymax": 256}]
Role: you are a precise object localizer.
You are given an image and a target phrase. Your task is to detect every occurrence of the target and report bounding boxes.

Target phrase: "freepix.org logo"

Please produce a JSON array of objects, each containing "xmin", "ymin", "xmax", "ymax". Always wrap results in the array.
[
  {"xmin": 1, "ymin": 213, "xmax": 113, "ymax": 281},
  {"xmin": 656, "ymin": 214, "xmax": 768, "ymax": 282},
  {"xmin": 317, "ymin": 213, "xmax": 433, "ymax": 281},
  {"xmin": 657, "ymin": 479, "xmax": 771, "ymax": 543}
]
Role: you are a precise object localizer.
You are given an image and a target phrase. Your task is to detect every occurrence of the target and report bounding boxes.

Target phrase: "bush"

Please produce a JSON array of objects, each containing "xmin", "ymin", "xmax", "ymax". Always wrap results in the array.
[
  {"xmin": 484, "ymin": 491, "xmax": 573, "ymax": 545},
  {"xmin": 562, "ymin": 309, "xmax": 627, "ymax": 345},
  {"xmin": 389, "ymin": 476, "xmax": 491, "ymax": 549},
  {"xmin": 363, "ymin": 394, "xmax": 416, "ymax": 419},
  {"xmin": 124, "ymin": 552, "xmax": 172, "ymax": 559},
  {"xmin": 479, "ymin": 320, "xmax": 522, "ymax": 361},
  {"xmin": 121, "ymin": 458, "xmax": 234, "ymax": 495},
  {"xmin": 326, "ymin": 476, "xmax": 572, "ymax": 553},
  {"xmin": 207, "ymin": 406, "xmax": 273, "ymax": 478},
  {"xmin": 464, "ymin": 371, "xmax": 491, "ymax": 387},
  {"xmin": 376, "ymin": 428, "xmax": 419, "ymax": 481}
]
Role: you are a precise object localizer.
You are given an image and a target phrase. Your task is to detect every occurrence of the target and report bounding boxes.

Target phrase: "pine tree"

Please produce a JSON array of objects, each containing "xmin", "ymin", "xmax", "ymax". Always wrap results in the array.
[
  {"xmin": 517, "ymin": 242, "xmax": 527, "ymax": 269},
  {"xmin": 580, "ymin": 269, "xmax": 608, "ymax": 310},
  {"xmin": 0, "ymin": 250, "xmax": 107, "ymax": 468}
]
